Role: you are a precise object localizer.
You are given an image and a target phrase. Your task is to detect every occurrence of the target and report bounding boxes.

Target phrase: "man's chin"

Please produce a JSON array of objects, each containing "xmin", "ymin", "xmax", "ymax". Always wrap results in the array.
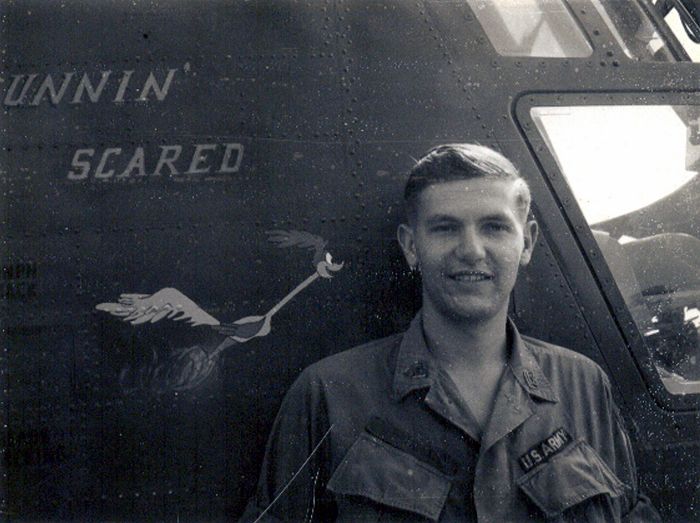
[
  {"xmin": 423, "ymin": 291, "xmax": 505, "ymax": 324},
  {"xmin": 441, "ymin": 302, "xmax": 497, "ymax": 324}
]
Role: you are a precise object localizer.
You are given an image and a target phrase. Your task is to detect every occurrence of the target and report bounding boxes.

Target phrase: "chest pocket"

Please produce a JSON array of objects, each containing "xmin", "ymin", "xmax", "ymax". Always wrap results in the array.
[
  {"xmin": 327, "ymin": 432, "xmax": 451, "ymax": 522},
  {"xmin": 517, "ymin": 438, "xmax": 627, "ymax": 522}
]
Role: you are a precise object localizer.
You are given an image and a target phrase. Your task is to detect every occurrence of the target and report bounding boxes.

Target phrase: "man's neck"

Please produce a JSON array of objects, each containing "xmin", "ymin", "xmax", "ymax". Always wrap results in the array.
[{"xmin": 422, "ymin": 304, "xmax": 509, "ymax": 373}]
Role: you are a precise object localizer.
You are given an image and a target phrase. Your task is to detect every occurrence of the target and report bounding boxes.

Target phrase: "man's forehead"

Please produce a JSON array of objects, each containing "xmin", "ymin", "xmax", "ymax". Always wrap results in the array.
[{"xmin": 417, "ymin": 178, "xmax": 521, "ymax": 213}]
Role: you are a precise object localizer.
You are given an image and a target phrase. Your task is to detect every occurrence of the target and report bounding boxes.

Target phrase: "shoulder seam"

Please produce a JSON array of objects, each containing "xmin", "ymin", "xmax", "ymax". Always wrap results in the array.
[{"xmin": 521, "ymin": 335, "xmax": 609, "ymax": 377}]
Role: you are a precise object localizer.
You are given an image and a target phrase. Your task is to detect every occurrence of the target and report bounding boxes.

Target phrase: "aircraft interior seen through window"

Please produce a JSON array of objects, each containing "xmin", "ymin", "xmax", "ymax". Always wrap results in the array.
[
  {"xmin": 532, "ymin": 105, "xmax": 700, "ymax": 395},
  {"xmin": 466, "ymin": 0, "xmax": 695, "ymax": 62},
  {"xmin": 660, "ymin": 1, "xmax": 700, "ymax": 61},
  {"xmin": 465, "ymin": 0, "xmax": 592, "ymax": 57},
  {"xmin": 589, "ymin": 0, "xmax": 676, "ymax": 61}
]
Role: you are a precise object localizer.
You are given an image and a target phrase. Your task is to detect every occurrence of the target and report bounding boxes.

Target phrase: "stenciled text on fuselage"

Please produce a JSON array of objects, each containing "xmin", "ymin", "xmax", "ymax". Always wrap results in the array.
[{"xmin": 67, "ymin": 143, "xmax": 245, "ymax": 181}]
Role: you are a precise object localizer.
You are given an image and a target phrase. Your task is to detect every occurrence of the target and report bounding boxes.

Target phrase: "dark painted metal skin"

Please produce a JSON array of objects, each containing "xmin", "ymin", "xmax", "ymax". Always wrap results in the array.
[{"xmin": 1, "ymin": 0, "xmax": 698, "ymax": 520}]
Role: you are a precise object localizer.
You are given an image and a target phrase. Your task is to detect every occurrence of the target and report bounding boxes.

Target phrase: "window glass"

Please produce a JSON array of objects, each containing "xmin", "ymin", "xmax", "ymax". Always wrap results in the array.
[
  {"xmin": 589, "ymin": 0, "xmax": 676, "ymax": 61},
  {"xmin": 663, "ymin": 7, "xmax": 700, "ymax": 61},
  {"xmin": 532, "ymin": 105, "xmax": 700, "ymax": 395},
  {"xmin": 465, "ymin": 0, "xmax": 592, "ymax": 57}
]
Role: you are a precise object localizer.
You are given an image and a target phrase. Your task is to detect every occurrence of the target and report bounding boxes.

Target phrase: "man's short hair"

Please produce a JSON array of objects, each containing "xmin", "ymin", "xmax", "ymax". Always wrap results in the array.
[{"xmin": 403, "ymin": 143, "xmax": 531, "ymax": 224}]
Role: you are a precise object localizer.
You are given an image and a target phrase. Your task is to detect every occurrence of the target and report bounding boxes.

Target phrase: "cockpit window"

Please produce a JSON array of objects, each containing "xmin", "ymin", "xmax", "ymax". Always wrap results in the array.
[
  {"xmin": 659, "ymin": 2, "xmax": 700, "ymax": 61},
  {"xmin": 532, "ymin": 105, "xmax": 700, "ymax": 395},
  {"xmin": 465, "ymin": 0, "xmax": 592, "ymax": 57},
  {"xmin": 588, "ymin": 0, "xmax": 677, "ymax": 61}
]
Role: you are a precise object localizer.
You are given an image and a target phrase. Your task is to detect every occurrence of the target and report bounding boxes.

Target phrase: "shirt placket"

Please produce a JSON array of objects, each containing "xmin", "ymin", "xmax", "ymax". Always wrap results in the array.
[{"xmin": 472, "ymin": 366, "xmax": 536, "ymax": 522}]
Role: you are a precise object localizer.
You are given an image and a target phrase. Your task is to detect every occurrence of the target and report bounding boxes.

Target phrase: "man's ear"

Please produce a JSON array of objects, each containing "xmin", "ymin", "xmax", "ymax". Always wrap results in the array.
[
  {"xmin": 519, "ymin": 219, "xmax": 539, "ymax": 267},
  {"xmin": 397, "ymin": 223, "xmax": 418, "ymax": 270}
]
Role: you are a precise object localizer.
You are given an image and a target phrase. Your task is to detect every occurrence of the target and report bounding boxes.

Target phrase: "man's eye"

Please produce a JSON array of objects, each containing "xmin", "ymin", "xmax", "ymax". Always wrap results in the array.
[
  {"xmin": 484, "ymin": 222, "xmax": 510, "ymax": 233},
  {"xmin": 431, "ymin": 224, "xmax": 457, "ymax": 233}
]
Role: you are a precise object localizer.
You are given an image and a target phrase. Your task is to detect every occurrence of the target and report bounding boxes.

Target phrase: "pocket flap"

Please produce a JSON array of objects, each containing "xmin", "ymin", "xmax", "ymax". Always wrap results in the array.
[
  {"xmin": 517, "ymin": 439, "xmax": 626, "ymax": 518},
  {"xmin": 327, "ymin": 432, "xmax": 451, "ymax": 521}
]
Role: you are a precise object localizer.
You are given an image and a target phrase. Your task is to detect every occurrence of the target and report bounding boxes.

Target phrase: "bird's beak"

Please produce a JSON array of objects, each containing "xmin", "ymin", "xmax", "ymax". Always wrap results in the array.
[{"xmin": 316, "ymin": 252, "xmax": 344, "ymax": 278}]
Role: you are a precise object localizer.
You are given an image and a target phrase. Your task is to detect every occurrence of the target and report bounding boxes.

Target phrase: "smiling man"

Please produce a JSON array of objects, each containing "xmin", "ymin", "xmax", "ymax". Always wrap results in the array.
[{"xmin": 242, "ymin": 144, "xmax": 659, "ymax": 522}]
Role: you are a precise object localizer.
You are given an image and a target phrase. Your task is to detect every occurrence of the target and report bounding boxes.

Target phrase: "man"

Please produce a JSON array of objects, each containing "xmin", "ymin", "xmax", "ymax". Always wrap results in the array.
[{"xmin": 242, "ymin": 144, "xmax": 659, "ymax": 521}]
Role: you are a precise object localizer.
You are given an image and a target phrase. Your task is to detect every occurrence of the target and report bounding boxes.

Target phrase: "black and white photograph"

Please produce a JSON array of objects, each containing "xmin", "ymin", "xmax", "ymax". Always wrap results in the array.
[{"xmin": 2, "ymin": 1, "xmax": 699, "ymax": 521}]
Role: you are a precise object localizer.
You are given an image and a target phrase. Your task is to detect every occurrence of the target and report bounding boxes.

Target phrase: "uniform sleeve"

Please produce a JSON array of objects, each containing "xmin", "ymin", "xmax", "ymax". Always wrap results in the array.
[
  {"xmin": 600, "ymin": 376, "xmax": 661, "ymax": 523},
  {"xmin": 239, "ymin": 368, "xmax": 336, "ymax": 522}
]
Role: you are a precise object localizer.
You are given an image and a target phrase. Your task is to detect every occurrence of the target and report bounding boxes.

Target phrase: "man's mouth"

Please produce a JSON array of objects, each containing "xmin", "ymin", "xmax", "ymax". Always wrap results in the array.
[{"xmin": 447, "ymin": 270, "xmax": 493, "ymax": 282}]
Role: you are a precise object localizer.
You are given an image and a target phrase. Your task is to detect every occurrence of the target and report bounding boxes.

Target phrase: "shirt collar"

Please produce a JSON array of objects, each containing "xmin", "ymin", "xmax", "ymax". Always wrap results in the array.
[
  {"xmin": 507, "ymin": 320, "xmax": 558, "ymax": 403},
  {"xmin": 391, "ymin": 313, "xmax": 435, "ymax": 401},
  {"xmin": 391, "ymin": 312, "xmax": 558, "ymax": 403}
]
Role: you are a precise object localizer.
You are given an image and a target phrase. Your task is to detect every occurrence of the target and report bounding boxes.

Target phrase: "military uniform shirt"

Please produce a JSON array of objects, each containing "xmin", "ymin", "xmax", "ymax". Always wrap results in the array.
[{"xmin": 242, "ymin": 313, "xmax": 660, "ymax": 522}]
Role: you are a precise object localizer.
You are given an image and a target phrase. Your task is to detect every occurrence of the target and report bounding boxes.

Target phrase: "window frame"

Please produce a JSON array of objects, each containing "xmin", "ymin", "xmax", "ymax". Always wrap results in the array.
[
  {"xmin": 636, "ymin": 0, "xmax": 693, "ymax": 61},
  {"xmin": 462, "ymin": 0, "xmax": 593, "ymax": 58},
  {"xmin": 515, "ymin": 91, "xmax": 700, "ymax": 411},
  {"xmin": 461, "ymin": 0, "xmax": 691, "ymax": 62}
]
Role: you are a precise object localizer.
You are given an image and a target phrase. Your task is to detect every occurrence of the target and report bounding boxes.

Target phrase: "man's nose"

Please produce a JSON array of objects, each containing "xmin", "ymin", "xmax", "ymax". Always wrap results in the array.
[{"xmin": 455, "ymin": 228, "xmax": 486, "ymax": 262}]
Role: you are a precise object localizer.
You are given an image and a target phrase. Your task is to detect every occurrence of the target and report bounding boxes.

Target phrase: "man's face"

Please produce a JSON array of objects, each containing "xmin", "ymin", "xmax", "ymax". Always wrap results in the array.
[{"xmin": 398, "ymin": 178, "xmax": 537, "ymax": 324}]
